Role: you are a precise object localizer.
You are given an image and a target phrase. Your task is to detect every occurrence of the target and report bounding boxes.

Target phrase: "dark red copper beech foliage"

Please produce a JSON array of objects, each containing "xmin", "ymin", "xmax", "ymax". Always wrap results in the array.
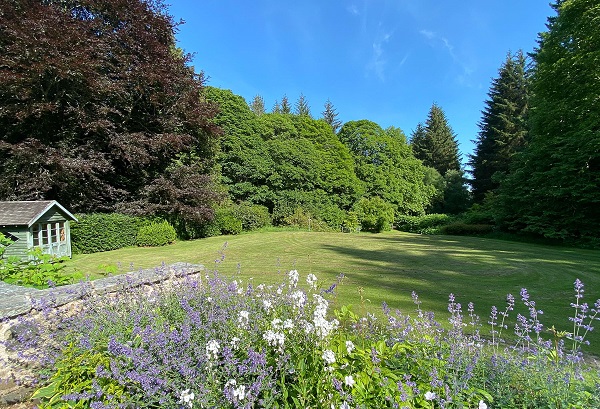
[{"xmin": 0, "ymin": 0, "xmax": 222, "ymax": 219}]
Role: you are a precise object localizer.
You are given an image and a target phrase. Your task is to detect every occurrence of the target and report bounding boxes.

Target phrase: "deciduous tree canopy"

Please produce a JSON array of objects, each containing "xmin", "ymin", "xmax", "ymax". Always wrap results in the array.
[{"xmin": 0, "ymin": 0, "xmax": 220, "ymax": 214}]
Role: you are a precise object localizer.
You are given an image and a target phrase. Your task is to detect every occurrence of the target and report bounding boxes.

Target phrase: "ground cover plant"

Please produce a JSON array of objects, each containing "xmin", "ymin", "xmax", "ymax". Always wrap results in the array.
[
  {"xmin": 64, "ymin": 230, "xmax": 600, "ymax": 354},
  {"xmin": 3, "ymin": 265, "xmax": 599, "ymax": 408}
]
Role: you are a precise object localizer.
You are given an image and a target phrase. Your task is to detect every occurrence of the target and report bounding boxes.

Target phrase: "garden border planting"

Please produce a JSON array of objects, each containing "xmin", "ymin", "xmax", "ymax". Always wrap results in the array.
[{"xmin": 0, "ymin": 263, "xmax": 203, "ymax": 407}]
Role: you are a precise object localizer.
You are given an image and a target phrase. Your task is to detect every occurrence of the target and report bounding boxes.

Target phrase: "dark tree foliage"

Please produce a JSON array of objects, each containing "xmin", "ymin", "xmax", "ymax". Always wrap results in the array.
[
  {"xmin": 0, "ymin": 0, "xmax": 220, "ymax": 213},
  {"xmin": 280, "ymin": 95, "xmax": 291, "ymax": 114},
  {"xmin": 469, "ymin": 51, "xmax": 529, "ymax": 203},
  {"xmin": 411, "ymin": 104, "xmax": 461, "ymax": 176},
  {"xmin": 294, "ymin": 93, "xmax": 311, "ymax": 117},
  {"xmin": 321, "ymin": 99, "xmax": 342, "ymax": 133},
  {"xmin": 249, "ymin": 95, "xmax": 266, "ymax": 116},
  {"xmin": 495, "ymin": 0, "xmax": 600, "ymax": 241}
]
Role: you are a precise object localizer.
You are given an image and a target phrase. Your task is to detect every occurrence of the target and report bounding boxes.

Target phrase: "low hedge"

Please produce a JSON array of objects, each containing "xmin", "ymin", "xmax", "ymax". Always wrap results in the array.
[
  {"xmin": 440, "ymin": 222, "xmax": 494, "ymax": 236},
  {"xmin": 71, "ymin": 214, "xmax": 150, "ymax": 254},
  {"xmin": 395, "ymin": 214, "xmax": 452, "ymax": 234}
]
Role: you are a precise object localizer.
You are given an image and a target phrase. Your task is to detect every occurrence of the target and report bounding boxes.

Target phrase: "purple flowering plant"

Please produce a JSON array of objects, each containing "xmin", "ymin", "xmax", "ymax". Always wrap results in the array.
[{"xmin": 1, "ymin": 265, "xmax": 600, "ymax": 409}]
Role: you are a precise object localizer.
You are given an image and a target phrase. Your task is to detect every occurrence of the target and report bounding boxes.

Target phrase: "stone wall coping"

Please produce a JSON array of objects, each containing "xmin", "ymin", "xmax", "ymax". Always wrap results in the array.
[{"xmin": 0, "ymin": 262, "xmax": 204, "ymax": 321}]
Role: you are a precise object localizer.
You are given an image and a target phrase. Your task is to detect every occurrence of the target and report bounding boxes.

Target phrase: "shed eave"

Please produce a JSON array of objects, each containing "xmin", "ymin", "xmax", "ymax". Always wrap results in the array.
[{"xmin": 27, "ymin": 200, "xmax": 78, "ymax": 227}]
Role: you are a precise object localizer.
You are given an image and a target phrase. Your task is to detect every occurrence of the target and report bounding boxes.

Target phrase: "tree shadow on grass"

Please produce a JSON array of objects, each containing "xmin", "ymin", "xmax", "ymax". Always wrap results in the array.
[{"xmin": 318, "ymin": 233, "xmax": 600, "ymax": 354}]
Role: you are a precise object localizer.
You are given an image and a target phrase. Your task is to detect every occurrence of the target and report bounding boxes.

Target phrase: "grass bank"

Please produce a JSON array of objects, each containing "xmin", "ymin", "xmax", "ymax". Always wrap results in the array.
[{"xmin": 66, "ymin": 229, "xmax": 600, "ymax": 354}]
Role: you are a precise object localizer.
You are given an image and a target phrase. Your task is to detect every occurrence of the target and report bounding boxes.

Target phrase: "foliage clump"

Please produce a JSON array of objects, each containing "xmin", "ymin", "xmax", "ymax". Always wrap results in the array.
[
  {"xmin": 135, "ymin": 221, "xmax": 177, "ymax": 247},
  {"xmin": 1, "ymin": 233, "xmax": 78, "ymax": 287}
]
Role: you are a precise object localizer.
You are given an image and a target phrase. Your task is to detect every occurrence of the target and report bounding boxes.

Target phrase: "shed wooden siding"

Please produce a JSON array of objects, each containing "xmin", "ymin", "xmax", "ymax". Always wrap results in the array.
[{"xmin": 0, "ymin": 227, "xmax": 29, "ymax": 258}]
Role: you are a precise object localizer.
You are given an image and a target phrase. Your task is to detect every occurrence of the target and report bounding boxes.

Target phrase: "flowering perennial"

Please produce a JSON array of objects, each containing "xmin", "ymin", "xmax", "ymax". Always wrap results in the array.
[{"xmin": 2, "ymin": 267, "xmax": 599, "ymax": 409}]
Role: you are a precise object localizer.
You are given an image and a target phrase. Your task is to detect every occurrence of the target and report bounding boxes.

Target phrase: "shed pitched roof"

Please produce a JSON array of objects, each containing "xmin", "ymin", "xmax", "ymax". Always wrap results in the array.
[{"xmin": 0, "ymin": 201, "xmax": 77, "ymax": 227}]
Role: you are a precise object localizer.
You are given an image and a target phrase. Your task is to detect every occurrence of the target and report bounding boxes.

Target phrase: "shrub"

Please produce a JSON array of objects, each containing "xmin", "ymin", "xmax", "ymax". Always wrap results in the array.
[
  {"xmin": 71, "ymin": 213, "xmax": 149, "ymax": 253},
  {"xmin": 214, "ymin": 208, "xmax": 243, "ymax": 235},
  {"xmin": 395, "ymin": 213, "xmax": 452, "ymax": 234},
  {"xmin": 135, "ymin": 221, "xmax": 177, "ymax": 247},
  {"xmin": 281, "ymin": 208, "xmax": 332, "ymax": 232},
  {"xmin": 353, "ymin": 196, "xmax": 394, "ymax": 232},
  {"xmin": 440, "ymin": 222, "xmax": 494, "ymax": 236},
  {"xmin": 232, "ymin": 202, "xmax": 271, "ymax": 231}
]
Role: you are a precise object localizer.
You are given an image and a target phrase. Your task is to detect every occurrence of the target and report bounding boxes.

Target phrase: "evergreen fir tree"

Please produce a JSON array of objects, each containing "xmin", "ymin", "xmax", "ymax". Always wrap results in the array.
[
  {"xmin": 280, "ymin": 95, "xmax": 291, "ymax": 114},
  {"xmin": 294, "ymin": 93, "xmax": 311, "ymax": 117},
  {"xmin": 494, "ymin": 0, "xmax": 600, "ymax": 241},
  {"xmin": 410, "ymin": 123, "xmax": 428, "ymax": 163},
  {"xmin": 321, "ymin": 99, "xmax": 342, "ymax": 133},
  {"xmin": 272, "ymin": 100, "xmax": 282, "ymax": 114},
  {"xmin": 469, "ymin": 51, "xmax": 529, "ymax": 203},
  {"xmin": 249, "ymin": 95, "xmax": 265, "ymax": 116},
  {"xmin": 412, "ymin": 104, "xmax": 461, "ymax": 176}
]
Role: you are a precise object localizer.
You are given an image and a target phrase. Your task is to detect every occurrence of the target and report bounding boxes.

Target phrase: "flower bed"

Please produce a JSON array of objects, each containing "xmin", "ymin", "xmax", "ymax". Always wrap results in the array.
[{"xmin": 2, "ymin": 265, "xmax": 599, "ymax": 408}]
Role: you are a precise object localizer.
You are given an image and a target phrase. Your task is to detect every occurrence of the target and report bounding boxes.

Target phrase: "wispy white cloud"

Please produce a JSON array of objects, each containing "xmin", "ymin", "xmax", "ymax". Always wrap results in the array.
[
  {"xmin": 419, "ymin": 29, "xmax": 476, "ymax": 86},
  {"xmin": 347, "ymin": 4, "xmax": 359, "ymax": 15},
  {"xmin": 419, "ymin": 29, "xmax": 435, "ymax": 40},
  {"xmin": 367, "ymin": 27, "xmax": 393, "ymax": 81}
]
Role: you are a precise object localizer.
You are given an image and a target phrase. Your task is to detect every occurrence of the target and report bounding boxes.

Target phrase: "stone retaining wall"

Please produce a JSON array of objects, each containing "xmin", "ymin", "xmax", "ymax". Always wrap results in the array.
[{"xmin": 0, "ymin": 263, "xmax": 203, "ymax": 407}]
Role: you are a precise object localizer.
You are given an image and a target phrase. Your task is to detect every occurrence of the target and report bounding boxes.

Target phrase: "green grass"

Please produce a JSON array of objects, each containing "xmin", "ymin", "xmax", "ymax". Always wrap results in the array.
[{"xmin": 65, "ymin": 229, "xmax": 600, "ymax": 354}]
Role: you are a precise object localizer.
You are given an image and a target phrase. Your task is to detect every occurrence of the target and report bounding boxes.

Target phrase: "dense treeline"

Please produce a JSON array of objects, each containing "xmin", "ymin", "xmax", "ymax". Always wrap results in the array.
[
  {"xmin": 1, "ymin": 0, "xmax": 598, "ymax": 245},
  {"xmin": 469, "ymin": 0, "xmax": 600, "ymax": 245}
]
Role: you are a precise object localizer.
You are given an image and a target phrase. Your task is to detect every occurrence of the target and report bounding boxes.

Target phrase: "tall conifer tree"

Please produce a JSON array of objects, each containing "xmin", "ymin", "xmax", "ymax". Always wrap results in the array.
[
  {"xmin": 495, "ymin": 0, "xmax": 600, "ymax": 241},
  {"xmin": 411, "ymin": 104, "xmax": 461, "ymax": 176},
  {"xmin": 280, "ymin": 95, "xmax": 291, "ymax": 114},
  {"xmin": 321, "ymin": 99, "xmax": 342, "ymax": 133},
  {"xmin": 249, "ymin": 95, "xmax": 265, "ymax": 116},
  {"xmin": 469, "ymin": 51, "xmax": 529, "ymax": 203},
  {"xmin": 294, "ymin": 93, "xmax": 311, "ymax": 117}
]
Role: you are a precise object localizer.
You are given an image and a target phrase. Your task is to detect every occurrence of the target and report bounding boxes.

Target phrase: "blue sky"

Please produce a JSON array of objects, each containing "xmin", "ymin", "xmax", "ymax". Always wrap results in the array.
[{"xmin": 167, "ymin": 0, "xmax": 554, "ymax": 164}]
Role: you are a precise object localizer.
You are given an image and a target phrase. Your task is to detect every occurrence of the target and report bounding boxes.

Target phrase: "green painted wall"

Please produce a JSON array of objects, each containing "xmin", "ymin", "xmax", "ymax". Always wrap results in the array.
[{"xmin": 0, "ymin": 227, "xmax": 29, "ymax": 258}]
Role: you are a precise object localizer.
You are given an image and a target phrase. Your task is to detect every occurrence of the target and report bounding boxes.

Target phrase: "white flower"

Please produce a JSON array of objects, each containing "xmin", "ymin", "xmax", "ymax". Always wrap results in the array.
[
  {"xmin": 340, "ymin": 402, "xmax": 350, "ymax": 409},
  {"xmin": 178, "ymin": 389, "xmax": 195, "ymax": 408},
  {"xmin": 283, "ymin": 319, "xmax": 294, "ymax": 330},
  {"xmin": 263, "ymin": 330, "xmax": 285, "ymax": 350},
  {"xmin": 322, "ymin": 349, "xmax": 336, "ymax": 365},
  {"xmin": 424, "ymin": 391, "xmax": 436, "ymax": 401},
  {"xmin": 233, "ymin": 384, "xmax": 246, "ymax": 401},
  {"xmin": 206, "ymin": 339, "xmax": 220, "ymax": 360},
  {"xmin": 288, "ymin": 269, "xmax": 299, "ymax": 287},
  {"xmin": 271, "ymin": 318, "xmax": 283, "ymax": 330},
  {"xmin": 307, "ymin": 273, "xmax": 317, "ymax": 289},
  {"xmin": 478, "ymin": 400, "xmax": 488, "ymax": 409},
  {"xmin": 230, "ymin": 336, "xmax": 240, "ymax": 349},
  {"xmin": 238, "ymin": 310, "xmax": 249, "ymax": 327},
  {"xmin": 291, "ymin": 290, "xmax": 307, "ymax": 309},
  {"xmin": 263, "ymin": 299, "xmax": 273, "ymax": 312},
  {"xmin": 345, "ymin": 340, "xmax": 355, "ymax": 354},
  {"xmin": 344, "ymin": 375, "xmax": 355, "ymax": 388}
]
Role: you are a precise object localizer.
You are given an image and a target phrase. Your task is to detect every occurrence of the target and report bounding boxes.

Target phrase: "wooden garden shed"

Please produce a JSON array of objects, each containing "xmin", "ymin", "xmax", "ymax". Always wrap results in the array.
[{"xmin": 0, "ymin": 200, "xmax": 78, "ymax": 259}]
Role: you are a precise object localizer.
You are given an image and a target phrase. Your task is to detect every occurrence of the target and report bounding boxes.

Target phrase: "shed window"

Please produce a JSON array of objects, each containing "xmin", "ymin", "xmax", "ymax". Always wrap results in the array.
[{"xmin": 32, "ymin": 222, "xmax": 66, "ymax": 247}]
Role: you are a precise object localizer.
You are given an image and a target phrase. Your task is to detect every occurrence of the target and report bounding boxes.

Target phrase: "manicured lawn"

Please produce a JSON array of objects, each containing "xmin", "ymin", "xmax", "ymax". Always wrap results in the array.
[{"xmin": 66, "ymin": 229, "xmax": 600, "ymax": 354}]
